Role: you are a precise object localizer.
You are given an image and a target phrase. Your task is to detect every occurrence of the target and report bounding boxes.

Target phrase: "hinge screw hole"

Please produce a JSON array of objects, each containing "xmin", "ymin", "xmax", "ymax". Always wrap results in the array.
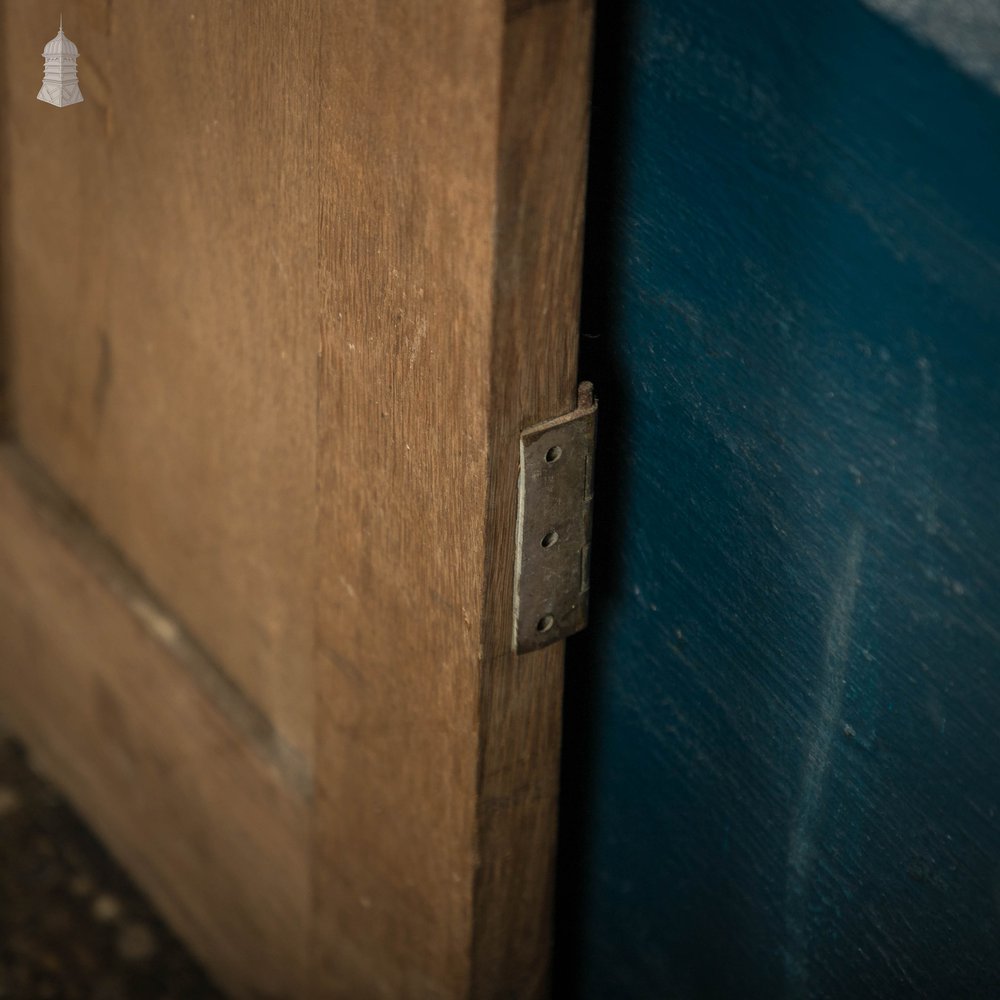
[
  {"xmin": 537, "ymin": 614, "xmax": 555, "ymax": 633},
  {"xmin": 541, "ymin": 531, "xmax": 559, "ymax": 548},
  {"xmin": 545, "ymin": 445, "xmax": 562, "ymax": 463}
]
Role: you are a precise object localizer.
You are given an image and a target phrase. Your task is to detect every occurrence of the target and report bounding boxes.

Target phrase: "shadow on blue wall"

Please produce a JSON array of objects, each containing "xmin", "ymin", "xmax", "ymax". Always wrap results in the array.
[{"xmin": 556, "ymin": 1, "xmax": 1000, "ymax": 997}]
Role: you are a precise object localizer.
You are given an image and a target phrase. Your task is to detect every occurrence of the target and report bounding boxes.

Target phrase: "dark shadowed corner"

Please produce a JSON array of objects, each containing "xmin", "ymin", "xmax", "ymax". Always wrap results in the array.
[{"xmin": 553, "ymin": 0, "xmax": 634, "ymax": 995}]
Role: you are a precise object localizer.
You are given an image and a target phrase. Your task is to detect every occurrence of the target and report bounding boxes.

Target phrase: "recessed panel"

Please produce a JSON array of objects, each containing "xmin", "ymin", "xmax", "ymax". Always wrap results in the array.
[{"xmin": 3, "ymin": 3, "xmax": 320, "ymax": 757}]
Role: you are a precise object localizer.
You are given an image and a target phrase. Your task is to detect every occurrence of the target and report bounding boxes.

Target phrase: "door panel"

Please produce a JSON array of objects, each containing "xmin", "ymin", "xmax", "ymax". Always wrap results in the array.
[
  {"xmin": 5, "ymin": 2, "xmax": 319, "ymax": 754},
  {"xmin": 0, "ymin": 2, "xmax": 595, "ymax": 996},
  {"xmin": 561, "ymin": 0, "xmax": 1000, "ymax": 997},
  {"xmin": 0, "ymin": 449, "xmax": 310, "ymax": 997}
]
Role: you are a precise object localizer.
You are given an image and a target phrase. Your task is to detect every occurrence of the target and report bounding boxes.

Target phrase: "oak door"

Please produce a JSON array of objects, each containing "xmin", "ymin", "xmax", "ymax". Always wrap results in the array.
[{"xmin": 0, "ymin": 3, "xmax": 593, "ymax": 997}]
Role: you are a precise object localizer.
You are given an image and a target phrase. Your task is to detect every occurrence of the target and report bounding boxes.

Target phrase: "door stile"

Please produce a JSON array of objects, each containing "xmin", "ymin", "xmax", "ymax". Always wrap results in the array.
[{"xmin": 312, "ymin": 1, "xmax": 594, "ymax": 996}]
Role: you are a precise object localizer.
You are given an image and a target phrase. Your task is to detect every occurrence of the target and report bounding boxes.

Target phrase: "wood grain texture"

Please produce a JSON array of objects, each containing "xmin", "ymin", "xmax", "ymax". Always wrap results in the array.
[
  {"xmin": 0, "ymin": 447, "xmax": 309, "ymax": 1000},
  {"xmin": 312, "ymin": 5, "xmax": 494, "ymax": 993},
  {"xmin": 0, "ymin": 3, "xmax": 9, "ymax": 433},
  {"xmin": 1, "ymin": 2, "xmax": 594, "ymax": 995},
  {"xmin": 312, "ymin": 1, "xmax": 592, "ymax": 996},
  {"xmin": 473, "ymin": 3, "xmax": 593, "ymax": 994},
  {"xmin": 3, "ymin": 2, "xmax": 320, "ymax": 756}
]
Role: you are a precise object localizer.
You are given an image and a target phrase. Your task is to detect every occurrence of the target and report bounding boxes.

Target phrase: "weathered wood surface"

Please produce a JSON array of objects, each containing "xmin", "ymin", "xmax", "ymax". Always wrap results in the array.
[
  {"xmin": 0, "ymin": 447, "xmax": 309, "ymax": 999},
  {"xmin": 473, "ymin": 5, "xmax": 593, "ymax": 993},
  {"xmin": 558, "ymin": 0, "xmax": 1000, "ymax": 997},
  {"xmin": 312, "ymin": 1, "xmax": 593, "ymax": 995},
  {"xmin": 3, "ymin": 1, "xmax": 319, "ymax": 757},
  {"xmin": 1, "ymin": 1, "xmax": 594, "ymax": 997}
]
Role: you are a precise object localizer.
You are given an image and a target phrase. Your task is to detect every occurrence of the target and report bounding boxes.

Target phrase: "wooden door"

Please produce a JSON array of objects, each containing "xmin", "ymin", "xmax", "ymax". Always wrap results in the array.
[
  {"xmin": 558, "ymin": 0, "xmax": 1000, "ymax": 996},
  {"xmin": 0, "ymin": 3, "xmax": 594, "ymax": 997}
]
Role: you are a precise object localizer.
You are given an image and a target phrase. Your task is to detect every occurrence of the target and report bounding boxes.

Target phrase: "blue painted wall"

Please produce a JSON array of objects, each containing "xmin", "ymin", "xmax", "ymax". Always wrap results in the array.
[{"xmin": 557, "ymin": 1, "xmax": 1000, "ymax": 996}]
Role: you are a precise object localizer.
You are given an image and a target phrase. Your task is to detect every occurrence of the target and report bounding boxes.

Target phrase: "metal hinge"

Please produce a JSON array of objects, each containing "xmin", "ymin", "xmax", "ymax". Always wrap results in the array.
[{"xmin": 513, "ymin": 382, "xmax": 597, "ymax": 653}]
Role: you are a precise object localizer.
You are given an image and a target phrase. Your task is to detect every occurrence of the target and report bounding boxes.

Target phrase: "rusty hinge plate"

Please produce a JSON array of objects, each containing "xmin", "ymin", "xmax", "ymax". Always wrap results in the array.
[{"xmin": 513, "ymin": 382, "xmax": 597, "ymax": 653}]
